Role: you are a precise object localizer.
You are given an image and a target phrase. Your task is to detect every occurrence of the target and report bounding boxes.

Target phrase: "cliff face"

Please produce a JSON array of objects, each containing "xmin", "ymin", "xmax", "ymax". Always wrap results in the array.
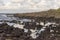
[{"xmin": 14, "ymin": 9, "xmax": 60, "ymax": 18}]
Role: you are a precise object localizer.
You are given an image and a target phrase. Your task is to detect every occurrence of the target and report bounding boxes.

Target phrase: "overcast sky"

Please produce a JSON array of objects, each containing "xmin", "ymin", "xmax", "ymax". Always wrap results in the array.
[{"xmin": 0, "ymin": 0, "xmax": 60, "ymax": 13}]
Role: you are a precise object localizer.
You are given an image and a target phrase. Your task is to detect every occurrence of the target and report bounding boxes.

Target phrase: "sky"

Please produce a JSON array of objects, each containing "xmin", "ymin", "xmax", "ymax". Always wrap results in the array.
[{"xmin": 0, "ymin": 0, "xmax": 60, "ymax": 13}]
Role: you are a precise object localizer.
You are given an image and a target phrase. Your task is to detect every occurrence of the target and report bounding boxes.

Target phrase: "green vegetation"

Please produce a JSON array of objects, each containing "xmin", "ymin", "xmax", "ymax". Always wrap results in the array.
[{"xmin": 14, "ymin": 8, "xmax": 60, "ymax": 18}]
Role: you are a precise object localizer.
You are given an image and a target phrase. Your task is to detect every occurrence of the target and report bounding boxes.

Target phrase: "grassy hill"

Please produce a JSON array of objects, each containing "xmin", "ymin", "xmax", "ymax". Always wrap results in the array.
[{"xmin": 14, "ymin": 8, "xmax": 60, "ymax": 18}]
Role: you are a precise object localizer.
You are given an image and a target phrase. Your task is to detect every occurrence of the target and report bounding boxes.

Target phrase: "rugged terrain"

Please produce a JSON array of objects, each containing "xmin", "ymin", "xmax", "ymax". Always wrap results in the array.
[
  {"xmin": 0, "ymin": 9, "xmax": 60, "ymax": 40},
  {"xmin": 14, "ymin": 8, "xmax": 60, "ymax": 18}
]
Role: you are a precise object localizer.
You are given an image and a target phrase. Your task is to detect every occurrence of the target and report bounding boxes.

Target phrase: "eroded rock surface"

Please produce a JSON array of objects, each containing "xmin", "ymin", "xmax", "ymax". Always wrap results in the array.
[{"xmin": 0, "ymin": 17, "xmax": 60, "ymax": 40}]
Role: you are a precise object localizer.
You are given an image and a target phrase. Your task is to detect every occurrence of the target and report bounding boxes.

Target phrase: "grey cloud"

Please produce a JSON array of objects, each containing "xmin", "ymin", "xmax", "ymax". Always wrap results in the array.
[{"xmin": 0, "ymin": 0, "xmax": 60, "ymax": 13}]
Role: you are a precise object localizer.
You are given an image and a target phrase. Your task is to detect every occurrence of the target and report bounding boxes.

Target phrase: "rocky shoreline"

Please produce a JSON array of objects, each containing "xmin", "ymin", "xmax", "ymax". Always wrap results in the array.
[{"xmin": 0, "ymin": 17, "xmax": 60, "ymax": 40}]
